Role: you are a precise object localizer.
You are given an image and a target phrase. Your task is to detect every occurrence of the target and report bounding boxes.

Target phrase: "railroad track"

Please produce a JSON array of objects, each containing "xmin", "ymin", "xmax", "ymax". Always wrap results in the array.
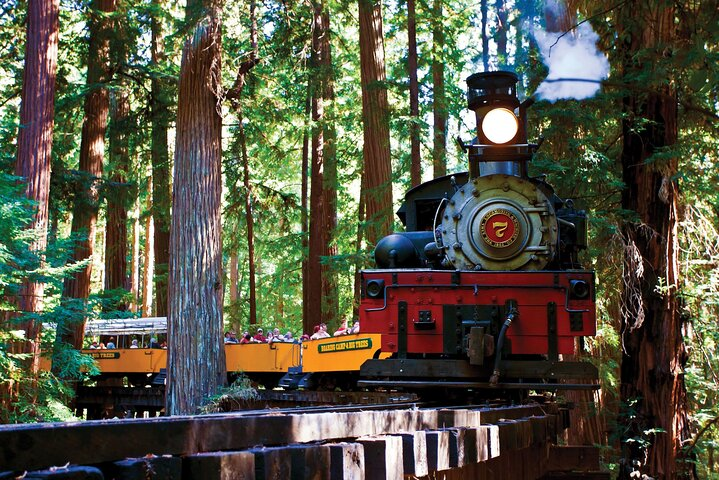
[{"xmin": 75, "ymin": 386, "xmax": 421, "ymax": 419}]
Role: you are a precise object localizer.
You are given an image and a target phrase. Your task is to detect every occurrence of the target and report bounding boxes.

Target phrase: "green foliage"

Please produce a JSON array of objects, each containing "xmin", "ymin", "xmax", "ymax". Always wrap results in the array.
[
  {"xmin": 0, "ymin": 172, "xmax": 87, "ymax": 422},
  {"xmin": 199, "ymin": 373, "xmax": 259, "ymax": 414}
]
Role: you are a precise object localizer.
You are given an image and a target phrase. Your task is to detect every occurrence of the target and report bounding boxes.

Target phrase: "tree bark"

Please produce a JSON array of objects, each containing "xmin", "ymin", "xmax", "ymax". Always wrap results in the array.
[
  {"xmin": 104, "ymin": 86, "xmax": 130, "ymax": 302},
  {"xmin": 225, "ymin": 0, "xmax": 259, "ymax": 326},
  {"xmin": 229, "ymin": 253, "xmax": 238, "ymax": 304},
  {"xmin": 142, "ymin": 185, "xmax": 154, "ymax": 316},
  {"xmin": 166, "ymin": 0, "xmax": 226, "ymax": 415},
  {"xmin": 407, "ymin": 0, "xmax": 421, "ymax": 188},
  {"xmin": 358, "ymin": 0, "xmax": 392, "ymax": 246},
  {"xmin": 61, "ymin": 0, "xmax": 115, "ymax": 350},
  {"xmin": 306, "ymin": 0, "xmax": 339, "ymax": 334},
  {"xmin": 301, "ymin": 85, "xmax": 311, "ymax": 333},
  {"xmin": 431, "ymin": 0, "xmax": 446, "ymax": 179},
  {"xmin": 13, "ymin": 0, "xmax": 60, "ymax": 367},
  {"xmin": 239, "ymin": 119, "xmax": 257, "ymax": 325},
  {"xmin": 151, "ymin": 0, "xmax": 172, "ymax": 318},
  {"xmin": 130, "ymin": 201, "xmax": 140, "ymax": 312},
  {"xmin": 617, "ymin": 3, "xmax": 694, "ymax": 478}
]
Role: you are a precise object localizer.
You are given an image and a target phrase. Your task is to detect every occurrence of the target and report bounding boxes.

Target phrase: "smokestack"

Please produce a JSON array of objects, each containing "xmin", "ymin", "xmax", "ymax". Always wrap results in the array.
[{"xmin": 466, "ymin": 71, "xmax": 528, "ymax": 178}]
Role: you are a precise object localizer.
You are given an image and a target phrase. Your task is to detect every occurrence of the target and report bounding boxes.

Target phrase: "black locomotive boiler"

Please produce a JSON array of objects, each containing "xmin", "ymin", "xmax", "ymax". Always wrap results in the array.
[{"xmin": 357, "ymin": 71, "xmax": 598, "ymax": 391}]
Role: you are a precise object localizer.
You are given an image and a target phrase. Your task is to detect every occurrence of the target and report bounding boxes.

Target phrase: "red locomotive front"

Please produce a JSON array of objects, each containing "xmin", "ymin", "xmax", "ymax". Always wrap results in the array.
[{"xmin": 358, "ymin": 71, "xmax": 598, "ymax": 390}]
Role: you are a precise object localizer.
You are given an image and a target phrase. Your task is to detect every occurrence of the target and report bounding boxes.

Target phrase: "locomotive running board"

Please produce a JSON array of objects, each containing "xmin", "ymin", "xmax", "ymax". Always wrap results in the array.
[
  {"xmin": 360, "ymin": 358, "xmax": 599, "ymax": 381},
  {"xmin": 356, "ymin": 379, "xmax": 599, "ymax": 390}
]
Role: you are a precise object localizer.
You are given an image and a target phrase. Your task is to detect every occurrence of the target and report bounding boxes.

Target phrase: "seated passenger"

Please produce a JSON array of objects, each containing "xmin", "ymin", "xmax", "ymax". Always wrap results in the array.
[
  {"xmin": 130, "ymin": 339, "xmax": 139, "ymax": 348},
  {"xmin": 350, "ymin": 320, "xmax": 360, "ymax": 334},
  {"xmin": 106, "ymin": 337, "xmax": 116, "ymax": 349},
  {"xmin": 89, "ymin": 341, "xmax": 99, "ymax": 349},
  {"xmin": 333, "ymin": 319, "xmax": 349, "ymax": 336},
  {"xmin": 268, "ymin": 328, "xmax": 283, "ymax": 343},
  {"xmin": 228, "ymin": 332, "xmax": 239, "ymax": 343},
  {"xmin": 239, "ymin": 333, "xmax": 253, "ymax": 344},
  {"xmin": 311, "ymin": 323, "xmax": 330, "ymax": 340},
  {"xmin": 283, "ymin": 331, "xmax": 294, "ymax": 342},
  {"xmin": 253, "ymin": 328, "xmax": 267, "ymax": 343},
  {"xmin": 300, "ymin": 334, "xmax": 310, "ymax": 342},
  {"xmin": 224, "ymin": 332, "xmax": 232, "ymax": 343}
]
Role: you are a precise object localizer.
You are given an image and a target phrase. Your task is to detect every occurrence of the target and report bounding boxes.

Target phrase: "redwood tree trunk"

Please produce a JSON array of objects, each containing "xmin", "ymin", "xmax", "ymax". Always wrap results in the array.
[
  {"xmin": 166, "ymin": 0, "xmax": 226, "ymax": 415},
  {"xmin": 431, "ymin": 0, "xmax": 446, "ymax": 179},
  {"xmin": 301, "ymin": 86, "xmax": 310, "ymax": 332},
  {"xmin": 13, "ymin": 0, "xmax": 60, "ymax": 366},
  {"xmin": 618, "ymin": 3, "xmax": 694, "ymax": 478},
  {"xmin": 358, "ymin": 0, "xmax": 392, "ymax": 246},
  {"xmin": 142, "ymin": 185, "xmax": 154, "ymax": 315},
  {"xmin": 229, "ymin": 253, "xmax": 238, "ymax": 304},
  {"xmin": 306, "ymin": 1, "xmax": 339, "ymax": 334},
  {"xmin": 151, "ymin": 0, "xmax": 172, "ymax": 318},
  {"xmin": 104, "ymin": 87, "xmax": 130, "ymax": 302},
  {"xmin": 61, "ymin": 0, "xmax": 115, "ymax": 350},
  {"xmin": 239, "ymin": 119, "xmax": 257, "ymax": 325},
  {"xmin": 407, "ymin": 0, "xmax": 420, "ymax": 188}
]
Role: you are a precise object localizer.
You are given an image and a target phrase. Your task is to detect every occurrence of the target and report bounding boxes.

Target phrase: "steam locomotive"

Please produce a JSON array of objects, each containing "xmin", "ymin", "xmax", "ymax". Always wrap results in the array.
[{"xmin": 357, "ymin": 71, "xmax": 598, "ymax": 391}]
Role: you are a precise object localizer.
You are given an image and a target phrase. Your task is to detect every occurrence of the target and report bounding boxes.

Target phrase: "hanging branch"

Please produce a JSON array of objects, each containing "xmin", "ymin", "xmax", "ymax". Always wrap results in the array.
[
  {"xmin": 684, "ymin": 415, "xmax": 719, "ymax": 455},
  {"xmin": 225, "ymin": 56, "xmax": 261, "ymax": 101},
  {"xmin": 547, "ymin": 0, "xmax": 631, "ymax": 56}
]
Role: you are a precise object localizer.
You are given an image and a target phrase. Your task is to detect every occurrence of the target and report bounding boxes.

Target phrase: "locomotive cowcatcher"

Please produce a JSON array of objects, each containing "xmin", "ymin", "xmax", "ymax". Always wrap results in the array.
[{"xmin": 358, "ymin": 71, "xmax": 598, "ymax": 391}]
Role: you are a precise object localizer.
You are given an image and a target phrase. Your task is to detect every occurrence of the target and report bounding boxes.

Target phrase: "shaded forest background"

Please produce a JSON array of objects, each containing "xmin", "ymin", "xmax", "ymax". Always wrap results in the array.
[{"xmin": 1, "ymin": 0, "xmax": 718, "ymax": 477}]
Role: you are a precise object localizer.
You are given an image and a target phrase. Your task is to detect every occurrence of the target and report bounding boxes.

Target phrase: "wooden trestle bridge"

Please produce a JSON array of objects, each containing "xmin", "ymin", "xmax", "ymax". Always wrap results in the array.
[{"xmin": 0, "ymin": 402, "xmax": 609, "ymax": 479}]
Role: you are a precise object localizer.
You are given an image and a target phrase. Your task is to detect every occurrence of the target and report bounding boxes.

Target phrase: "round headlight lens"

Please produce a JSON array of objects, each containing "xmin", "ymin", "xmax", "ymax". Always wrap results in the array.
[{"xmin": 481, "ymin": 108, "xmax": 519, "ymax": 144}]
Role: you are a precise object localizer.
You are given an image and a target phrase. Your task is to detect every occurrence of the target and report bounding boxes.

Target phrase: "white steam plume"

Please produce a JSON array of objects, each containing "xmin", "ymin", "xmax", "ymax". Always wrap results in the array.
[{"xmin": 532, "ymin": 22, "xmax": 609, "ymax": 102}]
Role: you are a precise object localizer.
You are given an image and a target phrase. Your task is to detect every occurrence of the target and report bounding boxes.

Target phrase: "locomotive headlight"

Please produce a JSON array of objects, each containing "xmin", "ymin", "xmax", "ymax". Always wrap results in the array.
[{"xmin": 481, "ymin": 107, "xmax": 519, "ymax": 144}]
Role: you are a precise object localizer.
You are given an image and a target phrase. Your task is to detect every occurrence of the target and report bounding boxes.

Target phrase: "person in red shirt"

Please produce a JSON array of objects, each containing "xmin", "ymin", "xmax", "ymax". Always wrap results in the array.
[
  {"xmin": 333, "ymin": 319, "xmax": 349, "ymax": 336},
  {"xmin": 253, "ymin": 328, "xmax": 267, "ymax": 343}
]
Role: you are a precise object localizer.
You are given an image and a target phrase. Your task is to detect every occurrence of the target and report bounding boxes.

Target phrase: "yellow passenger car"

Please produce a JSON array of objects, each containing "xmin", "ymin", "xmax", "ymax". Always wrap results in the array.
[{"xmin": 301, "ymin": 333, "xmax": 387, "ymax": 373}]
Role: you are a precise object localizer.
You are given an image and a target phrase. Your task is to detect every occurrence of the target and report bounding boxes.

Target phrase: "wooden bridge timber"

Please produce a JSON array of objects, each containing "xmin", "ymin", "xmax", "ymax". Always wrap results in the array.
[{"xmin": 0, "ymin": 403, "xmax": 608, "ymax": 479}]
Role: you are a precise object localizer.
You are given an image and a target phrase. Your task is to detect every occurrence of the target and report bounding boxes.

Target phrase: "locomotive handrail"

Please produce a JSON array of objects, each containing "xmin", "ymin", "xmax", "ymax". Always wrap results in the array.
[{"xmin": 364, "ymin": 282, "xmax": 590, "ymax": 315}]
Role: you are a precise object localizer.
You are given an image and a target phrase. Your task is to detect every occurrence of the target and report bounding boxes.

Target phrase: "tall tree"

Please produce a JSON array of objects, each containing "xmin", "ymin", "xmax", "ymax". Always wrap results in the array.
[
  {"xmin": 238, "ymin": 119, "xmax": 257, "ymax": 325},
  {"xmin": 60, "ymin": 0, "xmax": 116, "ymax": 350},
  {"xmin": 13, "ymin": 0, "xmax": 60, "ymax": 367},
  {"xmin": 617, "ymin": 2, "xmax": 694, "ymax": 478},
  {"xmin": 358, "ymin": 0, "xmax": 392, "ymax": 245},
  {"xmin": 306, "ymin": 0, "xmax": 339, "ymax": 334},
  {"xmin": 150, "ymin": 0, "xmax": 172, "ymax": 317},
  {"xmin": 226, "ymin": 0, "xmax": 260, "ymax": 325},
  {"xmin": 166, "ymin": 0, "xmax": 226, "ymax": 415},
  {"xmin": 301, "ymin": 84, "xmax": 311, "ymax": 331},
  {"xmin": 431, "ymin": 0, "xmax": 446, "ymax": 178},
  {"xmin": 141, "ymin": 192, "xmax": 154, "ymax": 315},
  {"xmin": 407, "ymin": 0, "xmax": 421, "ymax": 187},
  {"xmin": 104, "ymin": 6, "xmax": 132, "ymax": 303}
]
